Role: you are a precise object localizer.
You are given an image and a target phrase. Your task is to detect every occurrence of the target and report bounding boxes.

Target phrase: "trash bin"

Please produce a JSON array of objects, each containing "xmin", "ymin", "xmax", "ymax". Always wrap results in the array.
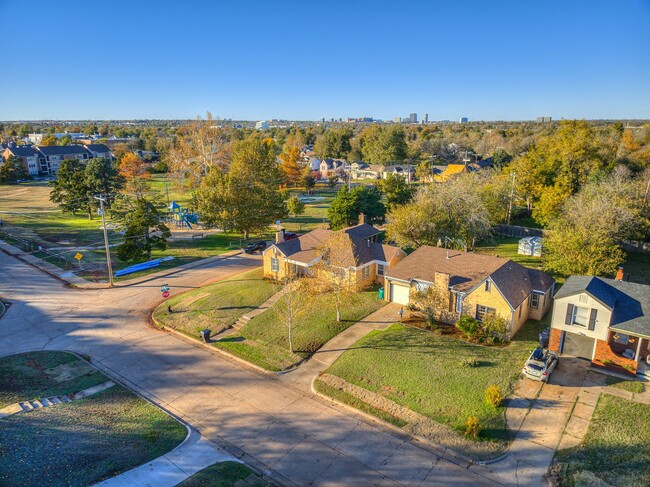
[
  {"xmin": 378, "ymin": 287, "xmax": 385, "ymax": 300},
  {"xmin": 200, "ymin": 329, "xmax": 211, "ymax": 343},
  {"xmin": 539, "ymin": 328, "xmax": 550, "ymax": 349}
]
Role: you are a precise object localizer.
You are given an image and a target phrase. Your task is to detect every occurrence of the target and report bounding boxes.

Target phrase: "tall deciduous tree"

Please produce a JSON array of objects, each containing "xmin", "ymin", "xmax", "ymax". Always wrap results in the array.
[
  {"xmin": 118, "ymin": 152, "xmax": 149, "ymax": 181},
  {"xmin": 0, "ymin": 156, "xmax": 29, "ymax": 183},
  {"xmin": 279, "ymin": 145, "xmax": 303, "ymax": 187},
  {"xmin": 274, "ymin": 276, "xmax": 309, "ymax": 354},
  {"xmin": 359, "ymin": 125, "xmax": 408, "ymax": 163},
  {"xmin": 193, "ymin": 136, "xmax": 288, "ymax": 239},
  {"xmin": 167, "ymin": 112, "xmax": 231, "ymax": 188},
  {"xmin": 314, "ymin": 127, "xmax": 353, "ymax": 159},
  {"xmin": 327, "ymin": 186, "xmax": 386, "ymax": 229},
  {"xmin": 377, "ymin": 173, "xmax": 414, "ymax": 208}
]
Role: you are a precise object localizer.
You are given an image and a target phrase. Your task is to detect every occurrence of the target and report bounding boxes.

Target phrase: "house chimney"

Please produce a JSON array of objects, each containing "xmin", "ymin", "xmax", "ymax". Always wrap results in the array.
[
  {"xmin": 615, "ymin": 266, "xmax": 624, "ymax": 281},
  {"xmin": 446, "ymin": 250, "xmax": 450, "ymax": 259},
  {"xmin": 275, "ymin": 229, "xmax": 285, "ymax": 244},
  {"xmin": 358, "ymin": 213, "xmax": 366, "ymax": 225}
]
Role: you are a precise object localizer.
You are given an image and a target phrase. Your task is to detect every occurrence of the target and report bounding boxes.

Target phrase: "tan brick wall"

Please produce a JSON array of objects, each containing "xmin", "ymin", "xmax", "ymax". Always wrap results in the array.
[
  {"xmin": 463, "ymin": 282, "xmax": 513, "ymax": 327},
  {"xmin": 263, "ymin": 249, "xmax": 290, "ymax": 280},
  {"xmin": 593, "ymin": 338, "xmax": 638, "ymax": 374}
]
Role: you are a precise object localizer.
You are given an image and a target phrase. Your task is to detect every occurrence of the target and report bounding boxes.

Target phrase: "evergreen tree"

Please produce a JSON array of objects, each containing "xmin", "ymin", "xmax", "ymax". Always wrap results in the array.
[
  {"xmin": 0, "ymin": 156, "xmax": 30, "ymax": 184},
  {"xmin": 116, "ymin": 198, "xmax": 171, "ymax": 262},
  {"xmin": 327, "ymin": 186, "xmax": 386, "ymax": 229}
]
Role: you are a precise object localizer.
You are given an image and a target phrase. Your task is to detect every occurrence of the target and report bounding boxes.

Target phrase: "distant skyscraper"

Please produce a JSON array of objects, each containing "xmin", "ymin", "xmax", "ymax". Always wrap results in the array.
[
  {"xmin": 409, "ymin": 113, "xmax": 417, "ymax": 123},
  {"xmin": 536, "ymin": 116, "xmax": 552, "ymax": 123},
  {"xmin": 393, "ymin": 116, "xmax": 401, "ymax": 123},
  {"xmin": 459, "ymin": 117, "xmax": 469, "ymax": 123},
  {"xmin": 423, "ymin": 113, "xmax": 429, "ymax": 124}
]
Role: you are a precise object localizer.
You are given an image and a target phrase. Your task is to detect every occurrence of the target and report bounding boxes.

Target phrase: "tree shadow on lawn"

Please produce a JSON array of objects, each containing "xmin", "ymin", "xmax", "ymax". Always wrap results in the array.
[
  {"xmin": 173, "ymin": 305, "xmax": 257, "ymax": 313},
  {"xmin": 215, "ymin": 336, "xmax": 245, "ymax": 343}
]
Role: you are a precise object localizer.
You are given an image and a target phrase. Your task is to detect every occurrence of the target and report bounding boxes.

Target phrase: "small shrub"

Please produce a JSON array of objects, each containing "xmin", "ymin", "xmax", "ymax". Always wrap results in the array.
[
  {"xmin": 465, "ymin": 415, "xmax": 480, "ymax": 437},
  {"xmin": 456, "ymin": 315, "xmax": 480, "ymax": 339},
  {"xmin": 482, "ymin": 315, "xmax": 510, "ymax": 344},
  {"xmin": 485, "ymin": 385, "xmax": 503, "ymax": 408},
  {"xmin": 460, "ymin": 357, "xmax": 480, "ymax": 368}
]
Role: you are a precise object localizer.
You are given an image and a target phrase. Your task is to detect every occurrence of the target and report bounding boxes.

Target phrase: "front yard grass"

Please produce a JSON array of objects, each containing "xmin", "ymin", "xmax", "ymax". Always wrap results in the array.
[
  {"xmin": 0, "ymin": 351, "xmax": 186, "ymax": 486},
  {"xmin": 554, "ymin": 394, "xmax": 650, "ymax": 487},
  {"xmin": 605, "ymin": 376, "xmax": 645, "ymax": 394},
  {"xmin": 316, "ymin": 318, "xmax": 547, "ymax": 459},
  {"xmin": 153, "ymin": 268, "xmax": 282, "ymax": 337},
  {"xmin": 215, "ymin": 289, "xmax": 384, "ymax": 371}
]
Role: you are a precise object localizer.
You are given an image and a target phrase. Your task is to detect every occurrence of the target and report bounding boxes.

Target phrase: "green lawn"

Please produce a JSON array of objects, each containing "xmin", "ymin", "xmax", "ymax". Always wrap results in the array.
[
  {"xmin": 282, "ymin": 188, "xmax": 337, "ymax": 233},
  {"xmin": 316, "ymin": 317, "xmax": 547, "ymax": 458},
  {"xmin": 554, "ymin": 394, "xmax": 650, "ymax": 487},
  {"xmin": 605, "ymin": 376, "xmax": 645, "ymax": 394},
  {"xmin": 153, "ymin": 268, "xmax": 282, "ymax": 337},
  {"xmin": 178, "ymin": 461, "xmax": 268, "ymax": 487},
  {"xmin": 215, "ymin": 288, "xmax": 385, "ymax": 371},
  {"xmin": 0, "ymin": 351, "xmax": 186, "ymax": 486},
  {"xmin": 475, "ymin": 236, "xmax": 544, "ymax": 270}
]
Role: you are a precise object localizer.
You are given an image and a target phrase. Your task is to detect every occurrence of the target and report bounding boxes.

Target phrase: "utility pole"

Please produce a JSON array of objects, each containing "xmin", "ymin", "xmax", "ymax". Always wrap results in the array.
[
  {"xmin": 94, "ymin": 196, "xmax": 114, "ymax": 287},
  {"xmin": 507, "ymin": 172, "xmax": 516, "ymax": 225}
]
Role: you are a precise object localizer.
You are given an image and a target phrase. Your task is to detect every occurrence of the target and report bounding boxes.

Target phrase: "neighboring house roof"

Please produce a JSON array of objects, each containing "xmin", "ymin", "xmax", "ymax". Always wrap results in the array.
[
  {"xmin": 84, "ymin": 144, "xmax": 111, "ymax": 152},
  {"xmin": 269, "ymin": 226, "xmax": 399, "ymax": 267},
  {"xmin": 343, "ymin": 223, "xmax": 382, "ymax": 240},
  {"xmin": 434, "ymin": 164, "xmax": 468, "ymax": 181},
  {"xmin": 36, "ymin": 145, "xmax": 90, "ymax": 156},
  {"xmin": 385, "ymin": 246, "xmax": 553, "ymax": 309},
  {"xmin": 555, "ymin": 276, "xmax": 650, "ymax": 337},
  {"xmin": 5, "ymin": 145, "xmax": 38, "ymax": 157}
]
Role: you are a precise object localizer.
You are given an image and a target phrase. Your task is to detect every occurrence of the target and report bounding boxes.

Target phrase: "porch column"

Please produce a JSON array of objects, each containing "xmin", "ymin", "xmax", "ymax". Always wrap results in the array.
[{"xmin": 635, "ymin": 337, "xmax": 643, "ymax": 362}]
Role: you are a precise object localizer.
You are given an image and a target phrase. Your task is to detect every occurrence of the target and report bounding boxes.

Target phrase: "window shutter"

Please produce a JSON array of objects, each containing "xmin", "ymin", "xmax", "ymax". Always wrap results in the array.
[
  {"xmin": 565, "ymin": 304, "xmax": 574, "ymax": 325},
  {"xmin": 588, "ymin": 309, "xmax": 597, "ymax": 331}
]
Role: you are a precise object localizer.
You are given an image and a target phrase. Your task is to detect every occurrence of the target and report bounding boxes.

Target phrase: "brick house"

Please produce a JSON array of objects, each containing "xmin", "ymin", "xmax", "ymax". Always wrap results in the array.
[
  {"xmin": 384, "ymin": 246, "xmax": 555, "ymax": 336},
  {"xmin": 549, "ymin": 272, "xmax": 650, "ymax": 375},
  {"xmin": 262, "ymin": 223, "xmax": 405, "ymax": 287}
]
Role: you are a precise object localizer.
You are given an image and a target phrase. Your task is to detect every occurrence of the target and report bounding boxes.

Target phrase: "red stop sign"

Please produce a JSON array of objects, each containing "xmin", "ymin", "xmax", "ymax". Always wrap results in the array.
[{"xmin": 162, "ymin": 291, "xmax": 170, "ymax": 298}]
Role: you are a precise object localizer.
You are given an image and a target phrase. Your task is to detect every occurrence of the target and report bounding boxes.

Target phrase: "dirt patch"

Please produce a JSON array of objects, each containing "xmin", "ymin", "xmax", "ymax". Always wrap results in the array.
[
  {"xmin": 319, "ymin": 373, "xmax": 508, "ymax": 460},
  {"xmin": 44, "ymin": 361, "xmax": 96, "ymax": 383}
]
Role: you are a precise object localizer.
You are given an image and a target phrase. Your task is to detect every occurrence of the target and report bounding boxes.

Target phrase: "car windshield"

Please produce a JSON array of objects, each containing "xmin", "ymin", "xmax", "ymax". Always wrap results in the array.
[{"xmin": 527, "ymin": 362, "xmax": 545, "ymax": 371}]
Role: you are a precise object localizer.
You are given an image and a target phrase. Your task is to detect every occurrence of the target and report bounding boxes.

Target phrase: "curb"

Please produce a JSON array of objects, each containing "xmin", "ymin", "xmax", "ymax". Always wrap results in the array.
[{"xmin": 310, "ymin": 375, "xmax": 475, "ymax": 469}]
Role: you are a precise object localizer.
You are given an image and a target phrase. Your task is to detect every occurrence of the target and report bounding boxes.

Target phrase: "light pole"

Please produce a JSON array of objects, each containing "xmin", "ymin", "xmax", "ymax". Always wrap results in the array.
[
  {"xmin": 507, "ymin": 172, "xmax": 516, "ymax": 226},
  {"xmin": 94, "ymin": 195, "xmax": 114, "ymax": 287}
]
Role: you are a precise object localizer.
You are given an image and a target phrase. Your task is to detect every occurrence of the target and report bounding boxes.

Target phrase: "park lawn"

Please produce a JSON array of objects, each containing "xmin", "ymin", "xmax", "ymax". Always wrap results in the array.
[
  {"xmin": 153, "ymin": 268, "xmax": 282, "ymax": 337},
  {"xmin": 178, "ymin": 461, "xmax": 268, "ymax": 487},
  {"xmin": 316, "ymin": 317, "xmax": 547, "ymax": 458},
  {"xmin": 282, "ymin": 188, "xmax": 337, "ymax": 233},
  {"xmin": 215, "ymin": 288, "xmax": 384, "ymax": 371},
  {"xmin": 554, "ymin": 394, "xmax": 650, "ymax": 487},
  {"xmin": 0, "ymin": 351, "xmax": 186, "ymax": 486}
]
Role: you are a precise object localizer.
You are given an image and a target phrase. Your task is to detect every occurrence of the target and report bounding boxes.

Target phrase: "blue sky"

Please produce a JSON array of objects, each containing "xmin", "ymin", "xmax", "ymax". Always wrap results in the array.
[{"xmin": 1, "ymin": 0, "xmax": 649, "ymax": 121}]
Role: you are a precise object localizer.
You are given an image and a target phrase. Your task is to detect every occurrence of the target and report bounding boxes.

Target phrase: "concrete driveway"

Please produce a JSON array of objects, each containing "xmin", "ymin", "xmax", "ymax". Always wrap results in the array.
[{"xmin": 0, "ymin": 248, "xmax": 504, "ymax": 487}]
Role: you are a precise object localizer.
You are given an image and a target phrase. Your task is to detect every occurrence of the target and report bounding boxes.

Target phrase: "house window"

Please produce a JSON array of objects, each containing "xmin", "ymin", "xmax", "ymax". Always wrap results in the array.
[
  {"xmin": 530, "ymin": 293, "xmax": 540, "ymax": 309},
  {"xmin": 271, "ymin": 257, "xmax": 279, "ymax": 272},
  {"xmin": 476, "ymin": 305, "xmax": 496, "ymax": 321},
  {"xmin": 518, "ymin": 306, "xmax": 522, "ymax": 319},
  {"xmin": 377, "ymin": 264, "xmax": 385, "ymax": 276},
  {"xmin": 572, "ymin": 306, "xmax": 589, "ymax": 327},
  {"xmin": 579, "ymin": 294, "xmax": 588, "ymax": 304},
  {"xmin": 362, "ymin": 266, "xmax": 370, "ymax": 279},
  {"xmin": 485, "ymin": 280, "xmax": 491, "ymax": 292},
  {"xmin": 614, "ymin": 333, "xmax": 629, "ymax": 345}
]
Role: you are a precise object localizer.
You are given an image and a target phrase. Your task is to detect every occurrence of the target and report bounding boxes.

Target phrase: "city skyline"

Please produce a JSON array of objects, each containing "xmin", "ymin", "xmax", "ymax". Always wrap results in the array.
[{"xmin": 1, "ymin": 0, "xmax": 649, "ymax": 121}]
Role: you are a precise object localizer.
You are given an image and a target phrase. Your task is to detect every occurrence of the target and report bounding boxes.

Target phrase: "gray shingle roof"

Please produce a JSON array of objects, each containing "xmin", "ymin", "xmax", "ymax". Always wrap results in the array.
[
  {"xmin": 5, "ymin": 145, "xmax": 37, "ymax": 157},
  {"xmin": 386, "ymin": 246, "xmax": 554, "ymax": 309},
  {"xmin": 343, "ymin": 223, "xmax": 382, "ymax": 240},
  {"xmin": 37, "ymin": 145, "xmax": 90, "ymax": 156},
  {"xmin": 84, "ymin": 144, "xmax": 111, "ymax": 152},
  {"xmin": 555, "ymin": 276, "xmax": 650, "ymax": 337}
]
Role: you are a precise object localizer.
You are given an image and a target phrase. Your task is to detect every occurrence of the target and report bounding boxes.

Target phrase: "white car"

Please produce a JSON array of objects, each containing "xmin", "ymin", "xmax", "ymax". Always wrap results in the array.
[{"xmin": 522, "ymin": 348, "xmax": 559, "ymax": 382}]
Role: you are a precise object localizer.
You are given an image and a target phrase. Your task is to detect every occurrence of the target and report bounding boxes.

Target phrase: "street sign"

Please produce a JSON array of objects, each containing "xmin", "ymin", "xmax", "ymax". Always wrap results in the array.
[
  {"xmin": 161, "ymin": 284, "xmax": 170, "ymax": 292},
  {"xmin": 74, "ymin": 253, "xmax": 83, "ymax": 261},
  {"xmin": 162, "ymin": 291, "xmax": 170, "ymax": 298}
]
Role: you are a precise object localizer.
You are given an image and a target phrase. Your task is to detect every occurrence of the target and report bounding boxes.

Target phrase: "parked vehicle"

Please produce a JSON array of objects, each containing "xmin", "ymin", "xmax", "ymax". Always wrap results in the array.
[
  {"xmin": 522, "ymin": 348, "xmax": 559, "ymax": 382},
  {"xmin": 244, "ymin": 240, "xmax": 267, "ymax": 254},
  {"xmin": 284, "ymin": 232, "xmax": 299, "ymax": 241}
]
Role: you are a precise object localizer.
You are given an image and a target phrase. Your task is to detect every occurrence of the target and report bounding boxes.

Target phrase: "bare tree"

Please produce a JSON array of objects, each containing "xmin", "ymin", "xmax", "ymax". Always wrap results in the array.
[
  {"xmin": 314, "ymin": 232, "xmax": 359, "ymax": 322},
  {"xmin": 274, "ymin": 276, "xmax": 309, "ymax": 354},
  {"xmin": 166, "ymin": 112, "xmax": 231, "ymax": 188}
]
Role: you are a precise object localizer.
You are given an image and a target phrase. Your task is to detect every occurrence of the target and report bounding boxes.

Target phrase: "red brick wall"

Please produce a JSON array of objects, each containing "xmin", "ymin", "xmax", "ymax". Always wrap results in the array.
[
  {"xmin": 549, "ymin": 328, "xmax": 562, "ymax": 353},
  {"xmin": 593, "ymin": 339, "xmax": 638, "ymax": 374}
]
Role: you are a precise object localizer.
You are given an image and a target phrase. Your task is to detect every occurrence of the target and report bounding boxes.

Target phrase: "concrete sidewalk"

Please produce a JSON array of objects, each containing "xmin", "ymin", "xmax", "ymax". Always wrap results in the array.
[
  {"xmin": 279, "ymin": 303, "xmax": 401, "ymax": 390},
  {"xmin": 95, "ymin": 430, "xmax": 238, "ymax": 487}
]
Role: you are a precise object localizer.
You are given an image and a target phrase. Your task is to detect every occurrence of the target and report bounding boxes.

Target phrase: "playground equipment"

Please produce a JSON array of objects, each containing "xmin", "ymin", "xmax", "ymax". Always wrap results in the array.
[
  {"xmin": 166, "ymin": 201, "xmax": 200, "ymax": 229},
  {"xmin": 114, "ymin": 256, "xmax": 175, "ymax": 277}
]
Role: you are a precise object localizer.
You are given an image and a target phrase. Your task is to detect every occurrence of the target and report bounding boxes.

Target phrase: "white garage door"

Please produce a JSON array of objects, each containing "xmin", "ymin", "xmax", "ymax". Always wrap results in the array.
[{"xmin": 390, "ymin": 282, "xmax": 410, "ymax": 305}]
